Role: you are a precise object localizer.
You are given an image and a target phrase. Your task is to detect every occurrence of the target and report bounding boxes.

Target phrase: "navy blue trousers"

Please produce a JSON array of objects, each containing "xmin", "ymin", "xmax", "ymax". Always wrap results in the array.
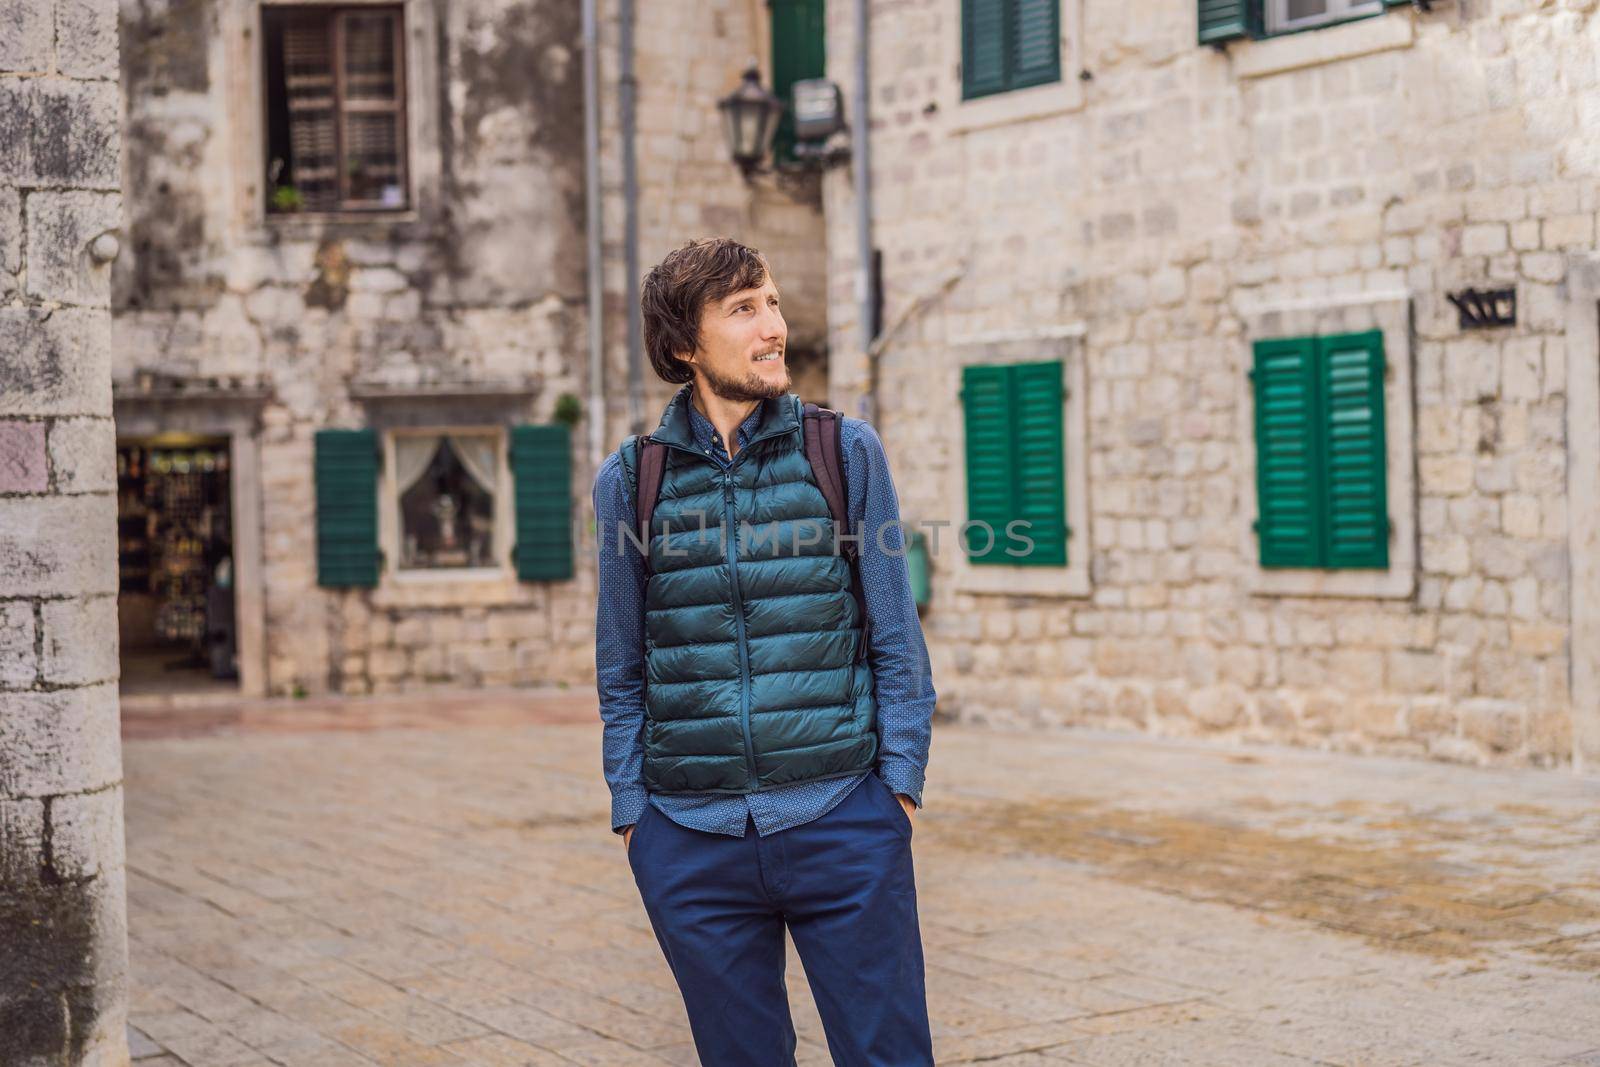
[{"xmin": 627, "ymin": 772, "xmax": 934, "ymax": 1066}]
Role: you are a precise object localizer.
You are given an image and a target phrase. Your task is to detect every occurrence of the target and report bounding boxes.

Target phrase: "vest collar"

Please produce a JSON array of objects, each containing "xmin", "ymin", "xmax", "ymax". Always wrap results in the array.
[{"xmin": 650, "ymin": 383, "xmax": 802, "ymax": 455}]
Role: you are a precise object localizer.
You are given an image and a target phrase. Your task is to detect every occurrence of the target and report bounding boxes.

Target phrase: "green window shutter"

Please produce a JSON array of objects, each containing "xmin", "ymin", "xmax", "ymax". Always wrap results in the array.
[
  {"xmin": 1198, "ymin": 0, "xmax": 1250, "ymax": 44},
  {"xmin": 1317, "ymin": 331, "xmax": 1389, "ymax": 569},
  {"xmin": 962, "ymin": 361, "xmax": 1067, "ymax": 567},
  {"xmin": 1252, "ymin": 338, "xmax": 1323, "ymax": 568},
  {"xmin": 770, "ymin": 0, "xmax": 826, "ymax": 163},
  {"xmin": 961, "ymin": 0, "xmax": 1007, "ymax": 99},
  {"xmin": 962, "ymin": 364, "xmax": 1014, "ymax": 563},
  {"xmin": 314, "ymin": 429, "xmax": 380, "ymax": 588},
  {"xmin": 1009, "ymin": 360, "xmax": 1067, "ymax": 565},
  {"xmin": 511, "ymin": 424, "xmax": 573, "ymax": 581},
  {"xmin": 1011, "ymin": 0, "xmax": 1060, "ymax": 91}
]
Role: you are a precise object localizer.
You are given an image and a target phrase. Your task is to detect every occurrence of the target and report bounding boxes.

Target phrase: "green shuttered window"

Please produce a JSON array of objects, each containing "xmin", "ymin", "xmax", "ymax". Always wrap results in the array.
[
  {"xmin": 961, "ymin": 0, "xmax": 1060, "ymax": 101},
  {"xmin": 770, "ymin": 0, "xmax": 826, "ymax": 163},
  {"xmin": 315, "ymin": 429, "xmax": 380, "ymax": 587},
  {"xmin": 962, "ymin": 360, "xmax": 1068, "ymax": 566},
  {"xmin": 1252, "ymin": 331, "xmax": 1389, "ymax": 570},
  {"xmin": 1198, "ymin": 0, "xmax": 1250, "ymax": 43},
  {"xmin": 510, "ymin": 424, "xmax": 573, "ymax": 582}
]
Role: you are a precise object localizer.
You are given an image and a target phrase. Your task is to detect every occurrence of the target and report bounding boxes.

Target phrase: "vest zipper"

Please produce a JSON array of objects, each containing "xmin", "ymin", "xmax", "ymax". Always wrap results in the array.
[{"xmin": 722, "ymin": 469, "xmax": 759, "ymax": 790}]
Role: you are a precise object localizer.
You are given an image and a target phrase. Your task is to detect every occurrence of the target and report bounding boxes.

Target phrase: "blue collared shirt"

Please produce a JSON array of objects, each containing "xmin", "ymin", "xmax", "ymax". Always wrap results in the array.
[{"xmin": 592, "ymin": 395, "xmax": 935, "ymax": 837}]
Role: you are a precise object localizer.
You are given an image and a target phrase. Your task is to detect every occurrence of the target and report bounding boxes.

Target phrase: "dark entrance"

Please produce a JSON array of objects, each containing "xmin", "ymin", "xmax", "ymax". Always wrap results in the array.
[{"xmin": 116, "ymin": 435, "xmax": 239, "ymax": 695}]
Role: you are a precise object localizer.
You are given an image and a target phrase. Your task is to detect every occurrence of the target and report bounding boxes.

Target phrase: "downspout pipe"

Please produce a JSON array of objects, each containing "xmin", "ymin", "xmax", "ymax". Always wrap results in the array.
[
  {"xmin": 853, "ymin": 0, "xmax": 877, "ymax": 425},
  {"xmin": 622, "ymin": 0, "xmax": 642, "ymax": 434},
  {"xmin": 582, "ymin": 0, "xmax": 605, "ymax": 468}
]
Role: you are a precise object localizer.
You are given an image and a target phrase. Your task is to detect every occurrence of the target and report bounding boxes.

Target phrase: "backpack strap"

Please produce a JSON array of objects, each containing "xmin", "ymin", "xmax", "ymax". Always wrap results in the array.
[
  {"xmin": 802, "ymin": 403, "xmax": 871, "ymax": 664},
  {"xmin": 634, "ymin": 436, "xmax": 668, "ymax": 577}
]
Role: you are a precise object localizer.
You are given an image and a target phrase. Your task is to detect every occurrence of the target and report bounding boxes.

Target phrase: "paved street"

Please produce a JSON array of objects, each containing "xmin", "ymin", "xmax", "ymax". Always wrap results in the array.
[{"xmin": 122, "ymin": 690, "xmax": 1600, "ymax": 1066}]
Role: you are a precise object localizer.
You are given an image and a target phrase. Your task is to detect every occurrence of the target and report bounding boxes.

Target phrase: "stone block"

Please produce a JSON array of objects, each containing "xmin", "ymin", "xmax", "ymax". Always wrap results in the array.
[
  {"xmin": 0, "ymin": 309, "xmax": 112, "ymax": 418},
  {"xmin": 40, "ymin": 595, "xmax": 119, "ymax": 686},
  {"xmin": 0, "ymin": 420, "xmax": 47, "ymax": 492},
  {"xmin": 0, "ymin": 601, "xmax": 36, "ymax": 688},
  {"xmin": 0, "ymin": 797, "xmax": 45, "ymax": 887},
  {"xmin": 25, "ymin": 190, "xmax": 122, "ymax": 306},
  {"xmin": 1461, "ymin": 224, "xmax": 1508, "ymax": 256},
  {"xmin": 1510, "ymin": 622, "xmax": 1565, "ymax": 656},
  {"xmin": 0, "ymin": 185, "xmax": 18, "ymax": 294},
  {"xmin": 0, "ymin": 0, "xmax": 53, "ymax": 72},
  {"xmin": 0, "ymin": 682, "xmax": 121, "ymax": 797},
  {"xmin": 47, "ymin": 416, "xmax": 115, "ymax": 493},
  {"xmin": 47, "ymin": 784, "xmax": 123, "ymax": 881},
  {"xmin": 1460, "ymin": 699, "xmax": 1523, "ymax": 754},
  {"xmin": 0, "ymin": 495, "xmax": 116, "ymax": 597},
  {"xmin": 1542, "ymin": 212, "xmax": 1595, "ymax": 248},
  {"xmin": 55, "ymin": 0, "xmax": 120, "ymax": 80},
  {"xmin": 1191, "ymin": 685, "xmax": 1246, "ymax": 730},
  {"xmin": 1387, "ymin": 650, "xmax": 1446, "ymax": 695},
  {"xmin": 0, "ymin": 78, "xmax": 120, "ymax": 188}
]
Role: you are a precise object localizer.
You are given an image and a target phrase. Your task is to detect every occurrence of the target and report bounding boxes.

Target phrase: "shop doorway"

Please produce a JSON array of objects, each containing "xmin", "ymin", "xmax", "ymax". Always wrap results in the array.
[{"xmin": 117, "ymin": 434, "xmax": 240, "ymax": 696}]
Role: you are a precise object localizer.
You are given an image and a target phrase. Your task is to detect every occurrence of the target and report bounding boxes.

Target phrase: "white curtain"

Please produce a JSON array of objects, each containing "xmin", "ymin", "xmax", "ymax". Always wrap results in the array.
[
  {"xmin": 394, "ymin": 435, "xmax": 442, "ymax": 495},
  {"xmin": 447, "ymin": 434, "xmax": 499, "ymax": 496}
]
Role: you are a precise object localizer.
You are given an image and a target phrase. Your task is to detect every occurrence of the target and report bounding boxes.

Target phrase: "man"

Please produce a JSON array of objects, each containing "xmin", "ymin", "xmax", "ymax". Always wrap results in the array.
[{"xmin": 592, "ymin": 236, "xmax": 936, "ymax": 1065}]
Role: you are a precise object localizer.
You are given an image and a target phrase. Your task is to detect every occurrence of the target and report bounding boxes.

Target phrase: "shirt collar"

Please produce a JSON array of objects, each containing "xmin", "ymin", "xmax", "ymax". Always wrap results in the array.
[{"xmin": 688, "ymin": 394, "xmax": 764, "ymax": 460}]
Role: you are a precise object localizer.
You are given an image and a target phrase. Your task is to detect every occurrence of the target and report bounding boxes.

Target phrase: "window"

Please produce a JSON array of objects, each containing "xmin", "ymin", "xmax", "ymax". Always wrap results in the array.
[
  {"xmin": 1199, "ymin": 0, "xmax": 1385, "ymax": 44},
  {"xmin": 394, "ymin": 433, "xmax": 500, "ymax": 570},
  {"xmin": 1266, "ymin": 0, "xmax": 1382, "ymax": 33},
  {"xmin": 960, "ymin": 360, "xmax": 1068, "ymax": 566},
  {"xmin": 1251, "ymin": 331, "xmax": 1388, "ymax": 570},
  {"xmin": 313, "ymin": 424, "xmax": 573, "ymax": 589},
  {"xmin": 262, "ymin": 5, "xmax": 407, "ymax": 214},
  {"xmin": 961, "ymin": 0, "xmax": 1060, "ymax": 101},
  {"xmin": 770, "ymin": 0, "xmax": 826, "ymax": 163}
]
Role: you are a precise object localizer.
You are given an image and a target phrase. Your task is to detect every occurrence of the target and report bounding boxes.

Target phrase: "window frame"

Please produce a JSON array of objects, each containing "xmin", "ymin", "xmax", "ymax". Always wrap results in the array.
[
  {"xmin": 945, "ymin": 330, "xmax": 1091, "ymax": 599},
  {"xmin": 379, "ymin": 426, "xmax": 514, "ymax": 585},
  {"xmin": 1237, "ymin": 294, "xmax": 1416, "ymax": 600},
  {"xmin": 1264, "ymin": 0, "xmax": 1384, "ymax": 35},
  {"xmin": 240, "ymin": 0, "xmax": 437, "ymax": 232},
  {"xmin": 960, "ymin": 0, "xmax": 1062, "ymax": 102},
  {"xmin": 943, "ymin": 0, "xmax": 1082, "ymax": 134}
]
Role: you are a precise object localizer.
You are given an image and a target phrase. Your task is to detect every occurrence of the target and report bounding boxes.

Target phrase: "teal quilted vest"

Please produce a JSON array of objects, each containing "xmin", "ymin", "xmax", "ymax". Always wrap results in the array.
[{"xmin": 619, "ymin": 387, "xmax": 878, "ymax": 794}]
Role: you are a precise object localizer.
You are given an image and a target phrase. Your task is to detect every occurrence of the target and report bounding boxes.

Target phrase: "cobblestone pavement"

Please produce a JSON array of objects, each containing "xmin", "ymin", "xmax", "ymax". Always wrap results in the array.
[{"xmin": 122, "ymin": 690, "xmax": 1600, "ymax": 1066}]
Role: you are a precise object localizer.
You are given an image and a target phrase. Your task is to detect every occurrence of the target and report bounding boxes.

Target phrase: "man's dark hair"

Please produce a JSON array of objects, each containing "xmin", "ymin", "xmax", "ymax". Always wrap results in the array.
[{"xmin": 641, "ymin": 237, "xmax": 770, "ymax": 384}]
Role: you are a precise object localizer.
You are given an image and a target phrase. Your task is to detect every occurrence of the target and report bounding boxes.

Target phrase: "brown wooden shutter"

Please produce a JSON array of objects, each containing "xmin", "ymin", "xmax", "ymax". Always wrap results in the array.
[
  {"xmin": 336, "ymin": 8, "xmax": 407, "ymax": 209},
  {"xmin": 283, "ymin": 12, "xmax": 339, "ymax": 211}
]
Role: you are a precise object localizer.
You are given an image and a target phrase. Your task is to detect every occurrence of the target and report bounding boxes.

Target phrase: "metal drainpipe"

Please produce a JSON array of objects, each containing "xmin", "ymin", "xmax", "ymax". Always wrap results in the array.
[
  {"xmin": 622, "ymin": 0, "xmax": 642, "ymax": 434},
  {"xmin": 853, "ymin": 0, "xmax": 877, "ymax": 425},
  {"xmin": 582, "ymin": 0, "xmax": 605, "ymax": 468}
]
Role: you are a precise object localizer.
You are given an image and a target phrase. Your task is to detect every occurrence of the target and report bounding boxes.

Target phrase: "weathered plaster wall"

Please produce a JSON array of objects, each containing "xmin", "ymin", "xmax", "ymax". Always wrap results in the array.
[
  {"xmin": 0, "ymin": 0, "xmax": 131, "ymax": 1061},
  {"xmin": 826, "ymin": 1, "xmax": 1594, "ymax": 766},
  {"xmin": 115, "ymin": 0, "xmax": 596, "ymax": 695}
]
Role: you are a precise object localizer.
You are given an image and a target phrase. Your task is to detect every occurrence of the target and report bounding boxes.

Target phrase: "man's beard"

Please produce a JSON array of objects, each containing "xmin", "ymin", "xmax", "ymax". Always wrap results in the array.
[{"xmin": 696, "ymin": 356, "xmax": 790, "ymax": 402}]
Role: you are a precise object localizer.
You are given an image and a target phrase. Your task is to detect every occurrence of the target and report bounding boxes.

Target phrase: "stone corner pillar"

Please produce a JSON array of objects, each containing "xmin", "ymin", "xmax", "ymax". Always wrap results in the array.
[{"xmin": 0, "ymin": 0, "xmax": 131, "ymax": 1064}]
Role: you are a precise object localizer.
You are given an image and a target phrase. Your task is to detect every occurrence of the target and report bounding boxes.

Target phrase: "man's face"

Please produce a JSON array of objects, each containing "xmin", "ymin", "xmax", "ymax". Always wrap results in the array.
[{"xmin": 680, "ymin": 273, "xmax": 789, "ymax": 402}]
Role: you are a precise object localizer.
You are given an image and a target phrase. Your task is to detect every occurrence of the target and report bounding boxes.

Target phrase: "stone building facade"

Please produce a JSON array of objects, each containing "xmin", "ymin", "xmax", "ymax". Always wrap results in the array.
[
  {"xmin": 113, "ymin": 0, "xmax": 826, "ymax": 698},
  {"xmin": 821, "ymin": 0, "xmax": 1600, "ymax": 767},
  {"xmin": 1, "ymin": 0, "xmax": 132, "ymax": 1060}
]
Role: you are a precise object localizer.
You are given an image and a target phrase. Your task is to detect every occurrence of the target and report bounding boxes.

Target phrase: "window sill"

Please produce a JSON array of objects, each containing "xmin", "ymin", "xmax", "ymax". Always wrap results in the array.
[
  {"xmin": 1231, "ymin": 11, "xmax": 1413, "ymax": 79},
  {"xmin": 946, "ymin": 76, "xmax": 1084, "ymax": 135},
  {"xmin": 258, "ymin": 210, "xmax": 427, "ymax": 241},
  {"xmin": 372, "ymin": 568, "xmax": 537, "ymax": 608},
  {"xmin": 1249, "ymin": 565, "xmax": 1414, "ymax": 600},
  {"xmin": 955, "ymin": 562, "xmax": 1091, "ymax": 598}
]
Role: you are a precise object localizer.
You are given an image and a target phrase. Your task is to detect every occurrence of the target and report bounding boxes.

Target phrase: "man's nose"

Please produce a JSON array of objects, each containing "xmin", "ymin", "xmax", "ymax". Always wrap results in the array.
[{"xmin": 761, "ymin": 305, "xmax": 786, "ymax": 342}]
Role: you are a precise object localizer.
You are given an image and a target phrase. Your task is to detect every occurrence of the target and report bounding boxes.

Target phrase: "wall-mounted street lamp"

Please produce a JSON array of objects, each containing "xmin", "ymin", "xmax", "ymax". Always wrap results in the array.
[{"xmin": 718, "ymin": 65, "xmax": 784, "ymax": 179}]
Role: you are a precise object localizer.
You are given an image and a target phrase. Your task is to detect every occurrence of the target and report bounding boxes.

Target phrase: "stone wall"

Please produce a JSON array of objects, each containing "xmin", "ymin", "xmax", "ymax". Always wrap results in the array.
[
  {"xmin": 0, "ymin": 0, "xmax": 131, "ymax": 1060},
  {"xmin": 115, "ymin": 0, "xmax": 595, "ymax": 696},
  {"xmin": 115, "ymin": 0, "xmax": 831, "ymax": 697},
  {"xmin": 824, "ymin": 1, "xmax": 1595, "ymax": 766}
]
